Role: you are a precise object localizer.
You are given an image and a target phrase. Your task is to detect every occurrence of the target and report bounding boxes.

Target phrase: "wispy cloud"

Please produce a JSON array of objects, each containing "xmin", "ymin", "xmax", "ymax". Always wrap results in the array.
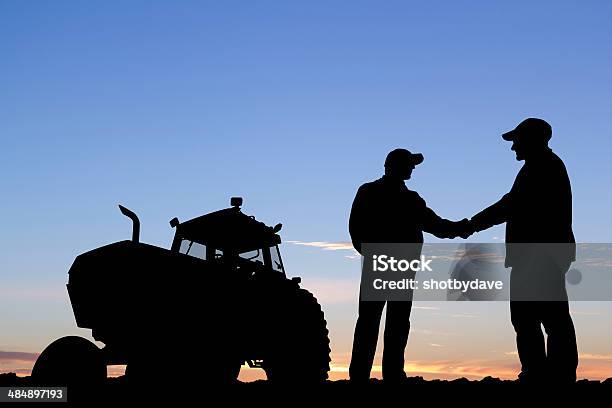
[
  {"xmin": 579, "ymin": 353, "xmax": 612, "ymax": 361},
  {"xmin": 412, "ymin": 328, "xmax": 457, "ymax": 337},
  {"xmin": 447, "ymin": 313, "xmax": 479, "ymax": 319},
  {"xmin": 287, "ymin": 240, "xmax": 356, "ymax": 251},
  {"xmin": 287, "ymin": 240, "xmax": 361, "ymax": 261},
  {"xmin": 0, "ymin": 351, "xmax": 38, "ymax": 362},
  {"xmin": 0, "ymin": 351, "xmax": 39, "ymax": 377},
  {"xmin": 301, "ymin": 277, "xmax": 359, "ymax": 304}
]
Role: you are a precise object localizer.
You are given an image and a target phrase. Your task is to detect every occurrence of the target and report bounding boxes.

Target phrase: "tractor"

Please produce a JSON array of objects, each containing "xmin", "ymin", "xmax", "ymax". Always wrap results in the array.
[{"xmin": 32, "ymin": 197, "xmax": 331, "ymax": 387}]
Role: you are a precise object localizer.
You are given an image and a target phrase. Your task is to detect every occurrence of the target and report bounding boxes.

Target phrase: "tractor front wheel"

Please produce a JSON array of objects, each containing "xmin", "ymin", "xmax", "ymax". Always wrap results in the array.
[
  {"xmin": 262, "ymin": 287, "xmax": 331, "ymax": 383},
  {"xmin": 31, "ymin": 336, "xmax": 107, "ymax": 389}
]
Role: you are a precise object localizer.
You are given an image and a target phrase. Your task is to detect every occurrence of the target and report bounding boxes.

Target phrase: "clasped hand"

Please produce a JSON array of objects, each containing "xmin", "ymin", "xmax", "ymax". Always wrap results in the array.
[{"xmin": 451, "ymin": 218, "xmax": 475, "ymax": 239}]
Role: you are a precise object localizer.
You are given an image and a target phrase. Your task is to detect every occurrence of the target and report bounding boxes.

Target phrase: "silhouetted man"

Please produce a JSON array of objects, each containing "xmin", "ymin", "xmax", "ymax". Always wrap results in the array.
[
  {"xmin": 467, "ymin": 118, "xmax": 578, "ymax": 383},
  {"xmin": 349, "ymin": 148, "xmax": 468, "ymax": 383}
]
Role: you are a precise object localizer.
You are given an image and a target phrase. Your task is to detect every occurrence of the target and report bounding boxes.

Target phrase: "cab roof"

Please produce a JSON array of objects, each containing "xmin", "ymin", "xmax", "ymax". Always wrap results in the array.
[{"xmin": 175, "ymin": 206, "xmax": 281, "ymax": 253}]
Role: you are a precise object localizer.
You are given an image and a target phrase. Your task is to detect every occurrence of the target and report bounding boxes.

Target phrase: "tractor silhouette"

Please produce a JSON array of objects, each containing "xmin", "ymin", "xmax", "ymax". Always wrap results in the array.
[{"xmin": 32, "ymin": 198, "xmax": 331, "ymax": 387}]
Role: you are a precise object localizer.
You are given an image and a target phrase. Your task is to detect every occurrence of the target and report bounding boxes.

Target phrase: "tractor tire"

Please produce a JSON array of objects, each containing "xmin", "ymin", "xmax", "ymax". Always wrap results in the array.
[
  {"xmin": 263, "ymin": 287, "xmax": 331, "ymax": 383},
  {"xmin": 31, "ymin": 336, "xmax": 106, "ymax": 389}
]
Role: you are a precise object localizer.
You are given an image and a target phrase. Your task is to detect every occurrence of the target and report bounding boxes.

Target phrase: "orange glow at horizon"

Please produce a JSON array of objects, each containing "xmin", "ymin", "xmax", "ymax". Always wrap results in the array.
[
  {"xmin": 4, "ymin": 357, "xmax": 611, "ymax": 382},
  {"xmin": 236, "ymin": 356, "xmax": 612, "ymax": 382}
]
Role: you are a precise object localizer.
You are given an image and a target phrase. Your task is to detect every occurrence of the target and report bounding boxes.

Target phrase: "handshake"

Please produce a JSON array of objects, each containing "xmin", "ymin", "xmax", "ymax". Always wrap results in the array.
[{"xmin": 449, "ymin": 218, "xmax": 476, "ymax": 239}]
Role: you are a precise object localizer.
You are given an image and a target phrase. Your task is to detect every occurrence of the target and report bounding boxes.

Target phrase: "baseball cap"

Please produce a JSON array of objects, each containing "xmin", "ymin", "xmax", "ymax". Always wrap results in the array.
[
  {"xmin": 502, "ymin": 118, "xmax": 552, "ymax": 143},
  {"xmin": 384, "ymin": 148, "xmax": 424, "ymax": 167}
]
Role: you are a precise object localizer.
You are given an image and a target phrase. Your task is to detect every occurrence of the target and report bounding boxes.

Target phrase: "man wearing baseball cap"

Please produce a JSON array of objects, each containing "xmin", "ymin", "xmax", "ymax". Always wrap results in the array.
[
  {"xmin": 467, "ymin": 118, "xmax": 578, "ymax": 383},
  {"xmin": 348, "ymin": 148, "xmax": 469, "ymax": 383}
]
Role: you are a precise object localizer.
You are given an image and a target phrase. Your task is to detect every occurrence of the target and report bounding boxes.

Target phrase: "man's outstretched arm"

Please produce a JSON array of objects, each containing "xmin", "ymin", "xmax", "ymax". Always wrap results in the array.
[
  {"xmin": 470, "ymin": 193, "xmax": 511, "ymax": 233},
  {"xmin": 421, "ymin": 206, "xmax": 470, "ymax": 239}
]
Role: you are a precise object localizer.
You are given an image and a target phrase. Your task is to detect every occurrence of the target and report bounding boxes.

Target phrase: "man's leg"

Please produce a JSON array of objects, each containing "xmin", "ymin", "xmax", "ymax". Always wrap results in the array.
[
  {"xmin": 510, "ymin": 300, "xmax": 546, "ymax": 382},
  {"xmin": 542, "ymin": 301, "xmax": 578, "ymax": 383},
  {"xmin": 349, "ymin": 300, "xmax": 386, "ymax": 381},
  {"xmin": 381, "ymin": 300, "xmax": 413, "ymax": 381}
]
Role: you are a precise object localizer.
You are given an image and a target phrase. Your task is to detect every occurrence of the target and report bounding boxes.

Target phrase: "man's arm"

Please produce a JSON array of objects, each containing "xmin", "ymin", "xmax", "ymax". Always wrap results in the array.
[
  {"xmin": 349, "ymin": 185, "xmax": 368, "ymax": 254},
  {"xmin": 419, "ymin": 197, "xmax": 469, "ymax": 238},
  {"xmin": 470, "ymin": 192, "xmax": 511, "ymax": 232}
]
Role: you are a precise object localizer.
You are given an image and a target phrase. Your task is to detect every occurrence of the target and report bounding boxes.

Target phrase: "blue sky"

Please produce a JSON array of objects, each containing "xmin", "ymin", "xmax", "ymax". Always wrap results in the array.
[{"xmin": 1, "ymin": 1, "xmax": 611, "ymax": 378}]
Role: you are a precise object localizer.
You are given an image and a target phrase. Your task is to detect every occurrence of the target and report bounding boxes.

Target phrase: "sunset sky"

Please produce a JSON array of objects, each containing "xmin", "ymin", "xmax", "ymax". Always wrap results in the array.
[{"xmin": 1, "ymin": 1, "xmax": 611, "ymax": 380}]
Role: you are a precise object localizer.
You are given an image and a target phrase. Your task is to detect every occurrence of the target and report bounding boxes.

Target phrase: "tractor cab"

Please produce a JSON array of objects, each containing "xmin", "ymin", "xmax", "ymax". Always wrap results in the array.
[{"xmin": 169, "ymin": 197, "xmax": 286, "ymax": 275}]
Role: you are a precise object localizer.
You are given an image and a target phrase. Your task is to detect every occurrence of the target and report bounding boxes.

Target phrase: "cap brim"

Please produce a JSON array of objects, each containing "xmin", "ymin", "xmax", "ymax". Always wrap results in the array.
[
  {"xmin": 502, "ymin": 130, "xmax": 518, "ymax": 141},
  {"xmin": 412, "ymin": 153, "xmax": 424, "ymax": 165}
]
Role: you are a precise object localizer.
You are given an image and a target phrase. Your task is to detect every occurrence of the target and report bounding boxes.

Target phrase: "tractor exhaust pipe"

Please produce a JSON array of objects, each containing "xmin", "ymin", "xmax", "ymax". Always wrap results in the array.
[{"xmin": 118, "ymin": 205, "xmax": 140, "ymax": 243}]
